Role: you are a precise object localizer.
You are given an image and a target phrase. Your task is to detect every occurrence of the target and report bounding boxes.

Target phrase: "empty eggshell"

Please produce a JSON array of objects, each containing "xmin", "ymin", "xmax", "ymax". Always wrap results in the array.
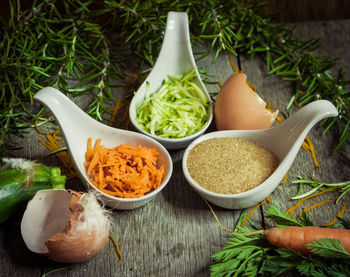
[
  {"xmin": 21, "ymin": 189, "xmax": 110, "ymax": 263},
  {"xmin": 21, "ymin": 189, "xmax": 72, "ymax": 254},
  {"xmin": 214, "ymin": 73, "xmax": 278, "ymax": 130}
]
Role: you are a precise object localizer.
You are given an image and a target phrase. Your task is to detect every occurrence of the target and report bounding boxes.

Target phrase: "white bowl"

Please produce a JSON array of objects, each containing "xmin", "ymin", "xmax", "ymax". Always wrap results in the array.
[
  {"xmin": 182, "ymin": 100, "xmax": 338, "ymax": 209},
  {"xmin": 34, "ymin": 87, "xmax": 173, "ymax": 210},
  {"xmin": 129, "ymin": 12, "xmax": 213, "ymax": 150}
]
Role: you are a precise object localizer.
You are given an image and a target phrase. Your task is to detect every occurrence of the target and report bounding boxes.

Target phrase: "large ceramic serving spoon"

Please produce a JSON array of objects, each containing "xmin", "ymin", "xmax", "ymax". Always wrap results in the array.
[
  {"xmin": 34, "ymin": 87, "xmax": 173, "ymax": 210},
  {"xmin": 129, "ymin": 11, "xmax": 213, "ymax": 150},
  {"xmin": 183, "ymin": 100, "xmax": 338, "ymax": 209}
]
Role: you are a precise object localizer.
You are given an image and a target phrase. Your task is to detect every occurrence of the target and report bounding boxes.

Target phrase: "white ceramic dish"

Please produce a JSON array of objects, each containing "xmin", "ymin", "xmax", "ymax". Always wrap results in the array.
[
  {"xmin": 34, "ymin": 87, "xmax": 173, "ymax": 210},
  {"xmin": 182, "ymin": 100, "xmax": 338, "ymax": 209},
  {"xmin": 129, "ymin": 11, "xmax": 213, "ymax": 150}
]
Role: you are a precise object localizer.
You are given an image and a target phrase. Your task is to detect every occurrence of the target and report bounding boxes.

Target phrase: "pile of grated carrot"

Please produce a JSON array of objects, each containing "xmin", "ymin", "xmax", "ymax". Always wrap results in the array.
[{"xmin": 84, "ymin": 138, "xmax": 166, "ymax": 198}]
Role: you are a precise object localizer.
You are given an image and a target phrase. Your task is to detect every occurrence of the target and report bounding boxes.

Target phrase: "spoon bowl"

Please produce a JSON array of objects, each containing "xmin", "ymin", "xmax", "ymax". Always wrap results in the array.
[
  {"xmin": 129, "ymin": 12, "xmax": 213, "ymax": 150},
  {"xmin": 34, "ymin": 87, "xmax": 173, "ymax": 210},
  {"xmin": 182, "ymin": 100, "xmax": 338, "ymax": 209}
]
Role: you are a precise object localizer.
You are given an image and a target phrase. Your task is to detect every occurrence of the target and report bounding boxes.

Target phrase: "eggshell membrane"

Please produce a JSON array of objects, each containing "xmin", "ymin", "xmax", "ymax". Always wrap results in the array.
[
  {"xmin": 214, "ymin": 73, "xmax": 277, "ymax": 130},
  {"xmin": 46, "ymin": 191, "xmax": 109, "ymax": 263}
]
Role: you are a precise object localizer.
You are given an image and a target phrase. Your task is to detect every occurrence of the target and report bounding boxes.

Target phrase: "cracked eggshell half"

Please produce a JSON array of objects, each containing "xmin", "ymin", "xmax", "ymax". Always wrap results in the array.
[
  {"xmin": 21, "ymin": 189, "xmax": 110, "ymax": 263},
  {"xmin": 21, "ymin": 189, "xmax": 72, "ymax": 254},
  {"xmin": 214, "ymin": 73, "xmax": 278, "ymax": 130}
]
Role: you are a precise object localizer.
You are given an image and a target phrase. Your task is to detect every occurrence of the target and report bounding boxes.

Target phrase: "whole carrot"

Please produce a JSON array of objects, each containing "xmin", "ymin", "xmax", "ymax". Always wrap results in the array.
[{"xmin": 264, "ymin": 226, "xmax": 350, "ymax": 255}]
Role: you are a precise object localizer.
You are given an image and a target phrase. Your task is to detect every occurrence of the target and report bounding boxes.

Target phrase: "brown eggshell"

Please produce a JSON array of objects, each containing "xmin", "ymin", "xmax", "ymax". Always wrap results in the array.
[
  {"xmin": 214, "ymin": 73, "xmax": 278, "ymax": 130},
  {"xmin": 21, "ymin": 189, "xmax": 110, "ymax": 264},
  {"xmin": 47, "ymin": 191, "xmax": 109, "ymax": 263}
]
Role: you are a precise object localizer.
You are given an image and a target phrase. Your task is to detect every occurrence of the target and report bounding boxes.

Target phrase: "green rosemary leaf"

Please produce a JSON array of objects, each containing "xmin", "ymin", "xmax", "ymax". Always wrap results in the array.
[
  {"xmin": 268, "ymin": 63, "xmax": 289, "ymax": 75},
  {"xmin": 41, "ymin": 266, "xmax": 72, "ymax": 277},
  {"xmin": 336, "ymin": 186, "xmax": 350, "ymax": 204},
  {"xmin": 291, "ymin": 176, "xmax": 350, "ymax": 203},
  {"xmin": 322, "ymin": 117, "xmax": 338, "ymax": 134},
  {"xmin": 291, "ymin": 184, "xmax": 324, "ymax": 200}
]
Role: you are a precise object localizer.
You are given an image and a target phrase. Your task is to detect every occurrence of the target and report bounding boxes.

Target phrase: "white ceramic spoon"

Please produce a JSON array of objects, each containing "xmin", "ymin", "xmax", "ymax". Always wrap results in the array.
[
  {"xmin": 34, "ymin": 87, "xmax": 173, "ymax": 210},
  {"xmin": 183, "ymin": 100, "xmax": 338, "ymax": 209},
  {"xmin": 129, "ymin": 11, "xmax": 213, "ymax": 150}
]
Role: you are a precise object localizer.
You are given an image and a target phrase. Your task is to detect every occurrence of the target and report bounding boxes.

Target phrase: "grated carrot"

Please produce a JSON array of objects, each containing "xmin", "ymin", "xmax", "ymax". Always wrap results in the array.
[
  {"xmin": 109, "ymin": 98, "xmax": 123, "ymax": 126},
  {"xmin": 265, "ymin": 101, "xmax": 280, "ymax": 114},
  {"xmin": 35, "ymin": 112, "xmax": 53, "ymax": 135},
  {"xmin": 109, "ymin": 98, "xmax": 131, "ymax": 130},
  {"xmin": 293, "ymin": 97, "xmax": 300, "ymax": 107},
  {"xmin": 53, "ymin": 129, "xmax": 64, "ymax": 141},
  {"xmin": 285, "ymin": 186, "xmax": 340, "ymax": 216},
  {"xmin": 39, "ymin": 134, "xmax": 77, "ymax": 179},
  {"xmin": 35, "ymin": 112, "xmax": 77, "ymax": 178},
  {"xmin": 305, "ymin": 136, "xmax": 320, "ymax": 167},
  {"xmin": 109, "ymin": 234, "xmax": 122, "ymax": 261},
  {"xmin": 227, "ymin": 52, "xmax": 258, "ymax": 93},
  {"xmin": 246, "ymin": 79, "xmax": 257, "ymax": 92},
  {"xmin": 266, "ymin": 101, "xmax": 280, "ymax": 111},
  {"xmin": 121, "ymin": 100, "xmax": 130, "ymax": 130},
  {"xmin": 298, "ymin": 200, "xmax": 332, "ymax": 218},
  {"xmin": 84, "ymin": 138, "xmax": 166, "ymax": 198},
  {"xmin": 323, "ymin": 201, "xmax": 349, "ymax": 227},
  {"xmin": 281, "ymin": 170, "xmax": 289, "ymax": 184},
  {"xmin": 228, "ymin": 53, "xmax": 239, "ymax": 74},
  {"xmin": 241, "ymin": 200, "xmax": 266, "ymax": 227},
  {"xmin": 124, "ymin": 71, "xmax": 143, "ymax": 86},
  {"xmin": 301, "ymin": 141, "xmax": 310, "ymax": 152},
  {"xmin": 276, "ymin": 115, "xmax": 284, "ymax": 123},
  {"xmin": 266, "ymin": 195, "xmax": 272, "ymax": 203}
]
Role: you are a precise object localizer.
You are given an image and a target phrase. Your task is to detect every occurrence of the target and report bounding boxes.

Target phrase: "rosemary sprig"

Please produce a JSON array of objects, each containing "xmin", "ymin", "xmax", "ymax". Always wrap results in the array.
[
  {"xmin": 211, "ymin": 205, "xmax": 350, "ymax": 277},
  {"xmin": 291, "ymin": 176, "xmax": 350, "ymax": 204},
  {"xmin": 41, "ymin": 266, "xmax": 72, "ymax": 277},
  {"xmin": 1, "ymin": 0, "xmax": 349, "ymax": 160},
  {"xmin": 0, "ymin": 0, "xmax": 122, "ymax": 158}
]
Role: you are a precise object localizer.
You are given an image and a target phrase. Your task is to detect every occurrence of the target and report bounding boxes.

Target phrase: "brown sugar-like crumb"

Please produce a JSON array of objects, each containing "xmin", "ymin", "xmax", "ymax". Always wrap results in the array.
[{"xmin": 186, "ymin": 137, "xmax": 279, "ymax": 194}]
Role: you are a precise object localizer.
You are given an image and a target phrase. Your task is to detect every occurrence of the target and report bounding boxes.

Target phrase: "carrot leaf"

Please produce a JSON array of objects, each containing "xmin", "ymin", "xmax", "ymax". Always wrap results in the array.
[
  {"xmin": 307, "ymin": 238, "xmax": 350, "ymax": 259},
  {"xmin": 265, "ymin": 204, "xmax": 306, "ymax": 227},
  {"xmin": 211, "ymin": 210, "xmax": 268, "ymax": 276},
  {"xmin": 262, "ymin": 247, "xmax": 350, "ymax": 276},
  {"xmin": 337, "ymin": 217, "xmax": 350, "ymax": 229},
  {"xmin": 212, "ymin": 205, "xmax": 350, "ymax": 276}
]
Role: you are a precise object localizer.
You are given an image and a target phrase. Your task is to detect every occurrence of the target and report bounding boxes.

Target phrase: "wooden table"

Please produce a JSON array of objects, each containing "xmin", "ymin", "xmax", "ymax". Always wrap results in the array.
[{"xmin": 1, "ymin": 19, "xmax": 350, "ymax": 277}]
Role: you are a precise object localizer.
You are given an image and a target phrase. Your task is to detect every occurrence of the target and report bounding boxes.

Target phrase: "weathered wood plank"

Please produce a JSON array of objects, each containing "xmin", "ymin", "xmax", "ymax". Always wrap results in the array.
[{"xmin": 0, "ymin": 19, "xmax": 350, "ymax": 277}]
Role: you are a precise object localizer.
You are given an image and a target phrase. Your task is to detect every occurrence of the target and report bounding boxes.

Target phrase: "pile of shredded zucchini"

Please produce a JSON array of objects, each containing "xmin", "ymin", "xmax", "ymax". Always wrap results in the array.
[{"xmin": 136, "ymin": 69, "xmax": 210, "ymax": 138}]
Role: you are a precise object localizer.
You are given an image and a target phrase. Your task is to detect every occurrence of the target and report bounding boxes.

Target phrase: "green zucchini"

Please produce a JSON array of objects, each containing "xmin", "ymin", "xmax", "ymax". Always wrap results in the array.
[{"xmin": 0, "ymin": 158, "xmax": 66, "ymax": 224}]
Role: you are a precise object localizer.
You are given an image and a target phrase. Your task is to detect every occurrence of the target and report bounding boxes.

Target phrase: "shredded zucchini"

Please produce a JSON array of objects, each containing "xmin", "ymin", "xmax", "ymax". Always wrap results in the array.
[{"xmin": 136, "ymin": 69, "xmax": 210, "ymax": 138}]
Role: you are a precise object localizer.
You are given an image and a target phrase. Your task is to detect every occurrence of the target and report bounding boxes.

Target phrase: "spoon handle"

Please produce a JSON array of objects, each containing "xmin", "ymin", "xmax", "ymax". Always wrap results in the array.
[
  {"xmin": 143, "ymin": 12, "xmax": 195, "ymax": 94},
  {"xmin": 282, "ymin": 100, "xmax": 338, "ymax": 135},
  {"xmin": 157, "ymin": 12, "xmax": 195, "ymax": 72},
  {"xmin": 34, "ymin": 87, "xmax": 93, "ymax": 136},
  {"xmin": 33, "ymin": 87, "xmax": 104, "ymax": 161},
  {"xmin": 274, "ymin": 100, "xmax": 338, "ymax": 158}
]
